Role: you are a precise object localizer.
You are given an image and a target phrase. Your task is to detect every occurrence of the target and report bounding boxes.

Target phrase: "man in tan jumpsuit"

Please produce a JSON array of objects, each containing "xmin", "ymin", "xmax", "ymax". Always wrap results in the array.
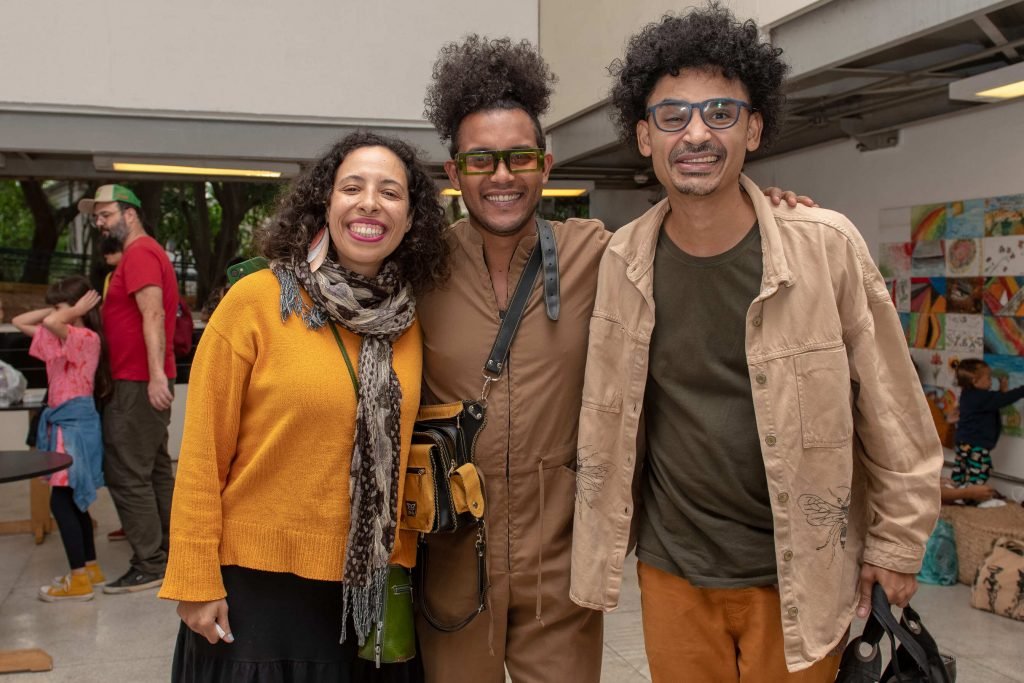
[
  {"xmin": 415, "ymin": 33, "xmax": 808, "ymax": 682},
  {"xmin": 416, "ymin": 35, "xmax": 607, "ymax": 683}
]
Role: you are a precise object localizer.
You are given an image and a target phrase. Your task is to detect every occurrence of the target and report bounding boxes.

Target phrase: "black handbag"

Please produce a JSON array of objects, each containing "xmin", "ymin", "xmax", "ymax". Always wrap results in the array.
[
  {"xmin": 836, "ymin": 584, "xmax": 955, "ymax": 683},
  {"xmin": 410, "ymin": 217, "xmax": 560, "ymax": 633}
]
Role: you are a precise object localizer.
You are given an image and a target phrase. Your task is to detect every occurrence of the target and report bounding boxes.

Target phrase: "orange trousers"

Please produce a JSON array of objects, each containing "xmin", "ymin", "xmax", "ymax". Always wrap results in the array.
[{"xmin": 638, "ymin": 562, "xmax": 841, "ymax": 683}]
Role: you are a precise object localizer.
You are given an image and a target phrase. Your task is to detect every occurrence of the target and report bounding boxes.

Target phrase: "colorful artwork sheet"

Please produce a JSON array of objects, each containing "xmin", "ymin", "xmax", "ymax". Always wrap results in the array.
[
  {"xmin": 908, "ymin": 312, "xmax": 945, "ymax": 349},
  {"xmin": 911, "ymin": 204, "xmax": 947, "ymax": 242},
  {"xmin": 879, "ymin": 242, "xmax": 912, "ymax": 279},
  {"xmin": 946, "ymin": 199, "xmax": 985, "ymax": 239},
  {"xmin": 922, "ymin": 384, "xmax": 959, "ymax": 441},
  {"xmin": 985, "ymin": 194, "xmax": 1024, "ymax": 237},
  {"xmin": 984, "ymin": 316, "xmax": 1024, "ymax": 356},
  {"xmin": 947, "ymin": 277, "xmax": 984, "ymax": 314},
  {"xmin": 911, "ymin": 241, "xmax": 946, "ymax": 277},
  {"xmin": 909, "ymin": 278, "xmax": 946, "ymax": 314},
  {"xmin": 982, "ymin": 236, "xmax": 1024, "ymax": 276},
  {"xmin": 944, "ymin": 314, "xmax": 983, "ymax": 355},
  {"xmin": 944, "ymin": 238, "xmax": 982, "ymax": 276},
  {"xmin": 910, "ymin": 349, "xmax": 960, "ymax": 388},
  {"xmin": 982, "ymin": 277, "xmax": 1024, "ymax": 316}
]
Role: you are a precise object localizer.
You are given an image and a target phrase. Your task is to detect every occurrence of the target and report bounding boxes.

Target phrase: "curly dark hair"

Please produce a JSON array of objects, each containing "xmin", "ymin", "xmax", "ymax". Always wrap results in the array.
[
  {"xmin": 424, "ymin": 35, "xmax": 557, "ymax": 157},
  {"xmin": 258, "ymin": 131, "xmax": 450, "ymax": 295},
  {"xmin": 609, "ymin": 3, "xmax": 789, "ymax": 150}
]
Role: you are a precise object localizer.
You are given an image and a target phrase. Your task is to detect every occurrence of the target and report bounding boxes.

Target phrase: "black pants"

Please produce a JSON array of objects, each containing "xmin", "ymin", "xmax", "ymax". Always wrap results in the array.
[
  {"xmin": 49, "ymin": 486, "xmax": 96, "ymax": 570},
  {"xmin": 172, "ymin": 566, "xmax": 423, "ymax": 683}
]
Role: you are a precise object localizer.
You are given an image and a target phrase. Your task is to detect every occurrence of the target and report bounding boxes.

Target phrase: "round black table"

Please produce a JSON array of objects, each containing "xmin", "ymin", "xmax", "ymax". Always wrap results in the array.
[
  {"xmin": 0, "ymin": 450, "xmax": 69, "ymax": 674},
  {"xmin": 0, "ymin": 450, "xmax": 71, "ymax": 484}
]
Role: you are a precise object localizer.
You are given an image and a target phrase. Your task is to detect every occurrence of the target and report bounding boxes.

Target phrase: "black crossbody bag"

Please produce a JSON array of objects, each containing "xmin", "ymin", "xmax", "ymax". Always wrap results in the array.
[{"xmin": 406, "ymin": 218, "xmax": 559, "ymax": 632}]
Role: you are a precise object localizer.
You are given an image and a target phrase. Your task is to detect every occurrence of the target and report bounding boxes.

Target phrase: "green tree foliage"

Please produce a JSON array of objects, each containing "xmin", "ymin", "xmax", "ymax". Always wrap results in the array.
[{"xmin": 0, "ymin": 180, "xmax": 38, "ymax": 248}]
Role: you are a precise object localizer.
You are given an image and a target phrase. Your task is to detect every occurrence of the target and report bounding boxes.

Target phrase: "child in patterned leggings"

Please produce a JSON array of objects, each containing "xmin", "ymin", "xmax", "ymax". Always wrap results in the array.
[{"xmin": 953, "ymin": 359, "xmax": 1024, "ymax": 488}]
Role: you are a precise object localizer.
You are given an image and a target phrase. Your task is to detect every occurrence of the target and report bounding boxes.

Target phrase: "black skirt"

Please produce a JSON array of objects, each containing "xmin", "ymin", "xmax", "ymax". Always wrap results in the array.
[{"xmin": 171, "ymin": 565, "xmax": 423, "ymax": 683}]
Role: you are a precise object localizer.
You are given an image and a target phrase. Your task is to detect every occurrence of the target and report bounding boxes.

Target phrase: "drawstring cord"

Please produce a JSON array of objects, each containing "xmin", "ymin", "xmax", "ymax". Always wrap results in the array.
[{"xmin": 535, "ymin": 458, "xmax": 546, "ymax": 626}]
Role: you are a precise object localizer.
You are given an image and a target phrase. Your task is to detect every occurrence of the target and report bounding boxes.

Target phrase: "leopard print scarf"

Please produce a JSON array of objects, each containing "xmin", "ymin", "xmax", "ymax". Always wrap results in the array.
[{"xmin": 272, "ymin": 256, "xmax": 415, "ymax": 646}]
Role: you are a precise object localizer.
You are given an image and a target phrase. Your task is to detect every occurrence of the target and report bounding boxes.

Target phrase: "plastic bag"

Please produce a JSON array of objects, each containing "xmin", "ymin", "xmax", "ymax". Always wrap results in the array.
[
  {"xmin": 0, "ymin": 360, "xmax": 27, "ymax": 407},
  {"xmin": 918, "ymin": 519, "xmax": 958, "ymax": 586}
]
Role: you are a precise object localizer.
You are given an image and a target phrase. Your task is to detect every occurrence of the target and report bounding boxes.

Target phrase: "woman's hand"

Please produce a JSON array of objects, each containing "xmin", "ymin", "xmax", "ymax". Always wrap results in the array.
[
  {"xmin": 763, "ymin": 187, "xmax": 818, "ymax": 208},
  {"xmin": 177, "ymin": 598, "xmax": 234, "ymax": 644}
]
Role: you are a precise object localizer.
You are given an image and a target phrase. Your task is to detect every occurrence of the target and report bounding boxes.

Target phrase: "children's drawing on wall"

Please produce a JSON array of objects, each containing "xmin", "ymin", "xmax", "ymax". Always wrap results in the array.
[
  {"xmin": 946, "ymin": 199, "xmax": 985, "ymax": 239},
  {"xmin": 911, "ymin": 241, "xmax": 946, "ymax": 277},
  {"xmin": 945, "ymin": 238, "xmax": 982, "ymax": 276},
  {"xmin": 879, "ymin": 242, "xmax": 912, "ymax": 279},
  {"xmin": 983, "ymin": 316, "xmax": 1024, "ymax": 356},
  {"xmin": 911, "ymin": 203, "xmax": 947, "ymax": 242},
  {"xmin": 910, "ymin": 278, "xmax": 946, "ymax": 314},
  {"xmin": 983, "ymin": 276, "xmax": 1024, "ymax": 316},
  {"xmin": 945, "ymin": 314, "xmax": 984, "ymax": 355},
  {"xmin": 947, "ymin": 277, "xmax": 984, "ymax": 314},
  {"xmin": 983, "ymin": 236, "xmax": 1024, "ymax": 276},
  {"xmin": 908, "ymin": 312, "xmax": 945, "ymax": 349},
  {"xmin": 886, "ymin": 278, "xmax": 910, "ymax": 311},
  {"xmin": 984, "ymin": 194, "xmax": 1024, "ymax": 237}
]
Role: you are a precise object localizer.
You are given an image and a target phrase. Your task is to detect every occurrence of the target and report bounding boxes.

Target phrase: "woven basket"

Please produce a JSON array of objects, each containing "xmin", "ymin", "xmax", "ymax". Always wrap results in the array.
[{"xmin": 939, "ymin": 504, "xmax": 1024, "ymax": 585}]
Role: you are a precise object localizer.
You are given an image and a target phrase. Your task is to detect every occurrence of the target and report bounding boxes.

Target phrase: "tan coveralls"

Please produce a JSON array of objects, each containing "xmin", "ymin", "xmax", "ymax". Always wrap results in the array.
[{"xmin": 416, "ymin": 218, "xmax": 609, "ymax": 682}]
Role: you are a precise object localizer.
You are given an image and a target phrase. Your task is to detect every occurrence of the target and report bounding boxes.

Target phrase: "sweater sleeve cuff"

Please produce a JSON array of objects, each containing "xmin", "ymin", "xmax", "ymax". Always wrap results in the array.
[{"xmin": 158, "ymin": 538, "xmax": 226, "ymax": 602}]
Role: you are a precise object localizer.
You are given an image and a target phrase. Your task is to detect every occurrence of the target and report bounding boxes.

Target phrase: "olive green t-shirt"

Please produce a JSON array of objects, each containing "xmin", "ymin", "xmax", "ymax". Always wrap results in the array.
[{"xmin": 637, "ymin": 223, "xmax": 777, "ymax": 587}]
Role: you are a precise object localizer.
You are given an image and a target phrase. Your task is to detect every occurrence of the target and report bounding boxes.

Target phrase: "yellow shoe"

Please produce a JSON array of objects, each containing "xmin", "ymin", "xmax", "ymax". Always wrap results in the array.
[
  {"xmin": 51, "ymin": 564, "xmax": 106, "ymax": 587},
  {"xmin": 39, "ymin": 573, "xmax": 94, "ymax": 602},
  {"xmin": 85, "ymin": 563, "xmax": 106, "ymax": 586}
]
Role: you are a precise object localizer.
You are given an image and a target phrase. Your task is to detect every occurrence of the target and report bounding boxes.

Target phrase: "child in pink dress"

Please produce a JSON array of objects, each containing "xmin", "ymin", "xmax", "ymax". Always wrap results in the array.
[{"xmin": 12, "ymin": 275, "xmax": 111, "ymax": 601}]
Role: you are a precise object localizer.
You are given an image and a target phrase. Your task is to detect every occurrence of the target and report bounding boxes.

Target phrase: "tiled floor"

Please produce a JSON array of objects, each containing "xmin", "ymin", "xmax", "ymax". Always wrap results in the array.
[{"xmin": 1, "ymin": 483, "xmax": 1022, "ymax": 682}]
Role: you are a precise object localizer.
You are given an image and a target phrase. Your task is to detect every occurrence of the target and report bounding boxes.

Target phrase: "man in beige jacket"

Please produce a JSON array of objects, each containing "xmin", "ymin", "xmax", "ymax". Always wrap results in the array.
[{"xmin": 570, "ymin": 6, "xmax": 942, "ymax": 682}]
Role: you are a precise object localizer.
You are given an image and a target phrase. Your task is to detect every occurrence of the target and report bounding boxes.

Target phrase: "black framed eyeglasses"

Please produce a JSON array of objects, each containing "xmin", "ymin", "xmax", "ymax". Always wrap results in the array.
[
  {"xmin": 646, "ymin": 98, "xmax": 752, "ymax": 133},
  {"xmin": 89, "ymin": 208, "xmax": 123, "ymax": 228},
  {"xmin": 455, "ymin": 148, "xmax": 545, "ymax": 175}
]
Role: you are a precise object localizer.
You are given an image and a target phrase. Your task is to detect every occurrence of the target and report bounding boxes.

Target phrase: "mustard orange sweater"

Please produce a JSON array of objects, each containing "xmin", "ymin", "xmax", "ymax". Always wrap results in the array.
[{"xmin": 159, "ymin": 270, "xmax": 420, "ymax": 602}]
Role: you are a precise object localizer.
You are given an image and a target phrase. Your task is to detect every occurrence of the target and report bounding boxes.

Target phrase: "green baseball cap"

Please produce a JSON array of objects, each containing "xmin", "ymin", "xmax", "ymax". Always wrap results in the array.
[{"xmin": 78, "ymin": 184, "xmax": 142, "ymax": 214}]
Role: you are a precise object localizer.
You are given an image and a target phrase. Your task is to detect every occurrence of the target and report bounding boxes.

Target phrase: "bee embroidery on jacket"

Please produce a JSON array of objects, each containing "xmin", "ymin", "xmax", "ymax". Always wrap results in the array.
[
  {"xmin": 798, "ymin": 487, "xmax": 850, "ymax": 564},
  {"xmin": 574, "ymin": 446, "xmax": 612, "ymax": 509}
]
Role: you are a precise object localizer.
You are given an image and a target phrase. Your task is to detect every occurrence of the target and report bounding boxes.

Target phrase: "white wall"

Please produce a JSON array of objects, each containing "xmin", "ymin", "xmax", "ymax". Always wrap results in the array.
[
  {"xmin": 746, "ymin": 99, "xmax": 1024, "ymax": 490},
  {"xmin": 0, "ymin": 0, "xmax": 538, "ymax": 122},
  {"xmin": 589, "ymin": 188, "xmax": 662, "ymax": 231},
  {"xmin": 539, "ymin": 0, "xmax": 826, "ymax": 125}
]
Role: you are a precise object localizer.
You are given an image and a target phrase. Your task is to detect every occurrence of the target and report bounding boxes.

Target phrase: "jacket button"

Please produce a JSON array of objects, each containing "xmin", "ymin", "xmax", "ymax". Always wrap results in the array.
[
  {"xmin": 755, "ymin": 373, "xmax": 767, "ymax": 385},
  {"xmin": 778, "ymin": 492, "xmax": 789, "ymax": 504},
  {"xmin": 783, "ymin": 550, "xmax": 793, "ymax": 561},
  {"xmin": 752, "ymin": 316, "xmax": 762, "ymax": 327},
  {"xmin": 765, "ymin": 434, "xmax": 777, "ymax": 447},
  {"xmin": 788, "ymin": 606, "xmax": 799, "ymax": 619}
]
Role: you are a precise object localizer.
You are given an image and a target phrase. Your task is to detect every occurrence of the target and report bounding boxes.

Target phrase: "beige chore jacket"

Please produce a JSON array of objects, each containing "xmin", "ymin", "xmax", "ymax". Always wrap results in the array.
[{"xmin": 569, "ymin": 174, "xmax": 943, "ymax": 672}]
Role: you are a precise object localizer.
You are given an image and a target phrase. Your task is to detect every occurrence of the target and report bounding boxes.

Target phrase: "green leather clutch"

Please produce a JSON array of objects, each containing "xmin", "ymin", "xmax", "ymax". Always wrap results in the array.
[{"xmin": 358, "ymin": 565, "xmax": 416, "ymax": 667}]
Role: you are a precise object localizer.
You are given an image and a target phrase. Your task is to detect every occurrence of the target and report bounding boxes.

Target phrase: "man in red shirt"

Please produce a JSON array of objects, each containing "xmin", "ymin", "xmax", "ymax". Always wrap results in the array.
[{"xmin": 79, "ymin": 184, "xmax": 179, "ymax": 593}]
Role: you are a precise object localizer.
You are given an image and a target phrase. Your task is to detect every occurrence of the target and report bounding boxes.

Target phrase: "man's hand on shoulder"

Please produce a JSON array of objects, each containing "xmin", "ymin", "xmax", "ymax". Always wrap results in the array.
[
  {"xmin": 762, "ymin": 186, "xmax": 818, "ymax": 208},
  {"xmin": 856, "ymin": 563, "xmax": 917, "ymax": 618},
  {"xmin": 148, "ymin": 372, "xmax": 173, "ymax": 411}
]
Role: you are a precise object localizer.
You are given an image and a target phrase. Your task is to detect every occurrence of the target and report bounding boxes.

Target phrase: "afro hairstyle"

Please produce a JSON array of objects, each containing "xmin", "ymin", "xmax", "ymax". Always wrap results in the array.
[
  {"xmin": 424, "ymin": 34, "xmax": 557, "ymax": 157},
  {"xmin": 609, "ymin": 2, "xmax": 789, "ymax": 150}
]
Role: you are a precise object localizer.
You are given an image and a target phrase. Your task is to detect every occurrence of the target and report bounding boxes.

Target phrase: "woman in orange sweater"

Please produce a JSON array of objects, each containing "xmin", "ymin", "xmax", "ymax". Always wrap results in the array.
[{"xmin": 160, "ymin": 131, "xmax": 449, "ymax": 682}]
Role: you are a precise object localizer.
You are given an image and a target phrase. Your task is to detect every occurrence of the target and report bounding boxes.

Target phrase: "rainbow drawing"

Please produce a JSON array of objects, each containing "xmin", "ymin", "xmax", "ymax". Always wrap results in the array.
[
  {"xmin": 911, "ymin": 204, "xmax": 947, "ymax": 242},
  {"xmin": 983, "ymin": 316, "xmax": 1024, "ymax": 356}
]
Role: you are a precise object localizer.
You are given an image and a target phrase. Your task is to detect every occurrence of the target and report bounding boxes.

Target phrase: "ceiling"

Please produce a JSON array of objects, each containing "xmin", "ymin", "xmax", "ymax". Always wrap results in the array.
[{"xmin": 550, "ymin": 1, "xmax": 1024, "ymax": 189}]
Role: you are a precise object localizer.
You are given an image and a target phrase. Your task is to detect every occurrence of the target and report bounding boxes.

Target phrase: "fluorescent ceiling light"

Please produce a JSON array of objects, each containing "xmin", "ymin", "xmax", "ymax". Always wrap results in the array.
[
  {"xmin": 112, "ymin": 162, "xmax": 281, "ymax": 177},
  {"xmin": 440, "ymin": 188, "xmax": 589, "ymax": 198},
  {"xmin": 94, "ymin": 156, "xmax": 299, "ymax": 178},
  {"xmin": 949, "ymin": 61, "xmax": 1024, "ymax": 102}
]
